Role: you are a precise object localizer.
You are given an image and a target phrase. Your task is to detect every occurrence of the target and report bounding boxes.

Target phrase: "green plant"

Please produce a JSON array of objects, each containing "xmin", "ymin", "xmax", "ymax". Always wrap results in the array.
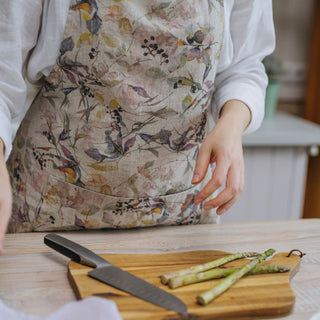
[{"xmin": 262, "ymin": 55, "xmax": 283, "ymax": 81}]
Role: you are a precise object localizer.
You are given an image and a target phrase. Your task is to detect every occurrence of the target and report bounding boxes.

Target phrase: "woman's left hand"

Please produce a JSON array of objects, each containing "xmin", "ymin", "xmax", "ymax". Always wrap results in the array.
[{"xmin": 192, "ymin": 100, "xmax": 251, "ymax": 215}]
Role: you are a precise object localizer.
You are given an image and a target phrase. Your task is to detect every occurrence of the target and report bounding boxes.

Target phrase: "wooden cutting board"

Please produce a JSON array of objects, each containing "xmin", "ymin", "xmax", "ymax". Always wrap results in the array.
[{"xmin": 68, "ymin": 250, "xmax": 301, "ymax": 320}]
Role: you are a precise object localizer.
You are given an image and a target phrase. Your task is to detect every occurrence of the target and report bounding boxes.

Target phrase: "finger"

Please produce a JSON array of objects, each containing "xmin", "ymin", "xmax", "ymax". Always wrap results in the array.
[
  {"xmin": 204, "ymin": 187, "xmax": 235, "ymax": 211},
  {"xmin": 216, "ymin": 196, "xmax": 239, "ymax": 215},
  {"xmin": 194, "ymin": 154, "xmax": 229, "ymax": 205},
  {"xmin": 191, "ymin": 144, "xmax": 211, "ymax": 184},
  {"xmin": 216, "ymin": 165, "xmax": 245, "ymax": 215},
  {"xmin": 204, "ymin": 162, "xmax": 244, "ymax": 211}
]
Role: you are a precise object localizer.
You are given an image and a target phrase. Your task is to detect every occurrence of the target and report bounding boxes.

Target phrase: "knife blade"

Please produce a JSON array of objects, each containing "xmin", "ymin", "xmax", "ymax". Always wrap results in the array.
[{"xmin": 44, "ymin": 233, "xmax": 188, "ymax": 315}]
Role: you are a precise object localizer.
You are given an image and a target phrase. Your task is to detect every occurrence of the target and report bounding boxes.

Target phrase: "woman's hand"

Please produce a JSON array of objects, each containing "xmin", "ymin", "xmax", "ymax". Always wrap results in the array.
[
  {"xmin": 0, "ymin": 139, "xmax": 12, "ymax": 254},
  {"xmin": 192, "ymin": 100, "xmax": 251, "ymax": 215}
]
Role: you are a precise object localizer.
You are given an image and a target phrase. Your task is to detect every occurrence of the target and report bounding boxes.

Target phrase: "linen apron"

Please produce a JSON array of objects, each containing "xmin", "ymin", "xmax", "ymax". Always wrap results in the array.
[{"xmin": 7, "ymin": 0, "xmax": 225, "ymax": 232}]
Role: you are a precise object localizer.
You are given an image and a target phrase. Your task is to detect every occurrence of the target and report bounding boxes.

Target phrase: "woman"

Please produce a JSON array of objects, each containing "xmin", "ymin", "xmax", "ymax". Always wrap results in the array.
[{"xmin": 0, "ymin": 0, "xmax": 275, "ymax": 252}]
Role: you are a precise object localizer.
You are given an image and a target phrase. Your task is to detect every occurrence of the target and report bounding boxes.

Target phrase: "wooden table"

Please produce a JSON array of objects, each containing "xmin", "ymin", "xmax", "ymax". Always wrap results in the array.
[{"xmin": 1, "ymin": 219, "xmax": 319, "ymax": 319}]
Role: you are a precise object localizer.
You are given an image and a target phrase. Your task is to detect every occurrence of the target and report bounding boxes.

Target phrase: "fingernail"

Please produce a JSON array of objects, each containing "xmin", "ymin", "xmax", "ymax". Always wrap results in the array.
[
  {"xmin": 191, "ymin": 174, "xmax": 200, "ymax": 184},
  {"xmin": 204, "ymin": 204, "xmax": 214, "ymax": 211},
  {"xmin": 217, "ymin": 208, "xmax": 226, "ymax": 215}
]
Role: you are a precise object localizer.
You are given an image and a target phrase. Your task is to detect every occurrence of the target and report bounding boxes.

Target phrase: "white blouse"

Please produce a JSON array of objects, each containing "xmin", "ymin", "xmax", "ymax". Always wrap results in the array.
[{"xmin": 0, "ymin": 0, "xmax": 275, "ymax": 161}]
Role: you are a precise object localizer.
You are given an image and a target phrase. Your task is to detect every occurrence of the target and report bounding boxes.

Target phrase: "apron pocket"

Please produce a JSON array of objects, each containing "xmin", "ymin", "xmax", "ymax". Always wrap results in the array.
[
  {"xmin": 101, "ymin": 178, "xmax": 218, "ymax": 228},
  {"xmin": 34, "ymin": 174, "xmax": 107, "ymax": 231},
  {"xmin": 34, "ymin": 172, "xmax": 218, "ymax": 231}
]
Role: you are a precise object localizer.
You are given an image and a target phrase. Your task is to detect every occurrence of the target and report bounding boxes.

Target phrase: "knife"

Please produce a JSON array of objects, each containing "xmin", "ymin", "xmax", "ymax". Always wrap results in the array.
[{"xmin": 44, "ymin": 233, "xmax": 188, "ymax": 315}]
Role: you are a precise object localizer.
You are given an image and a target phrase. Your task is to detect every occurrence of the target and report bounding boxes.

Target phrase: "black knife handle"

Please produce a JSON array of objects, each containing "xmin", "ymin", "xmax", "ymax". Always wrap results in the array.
[{"xmin": 44, "ymin": 233, "xmax": 112, "ymax": 268}]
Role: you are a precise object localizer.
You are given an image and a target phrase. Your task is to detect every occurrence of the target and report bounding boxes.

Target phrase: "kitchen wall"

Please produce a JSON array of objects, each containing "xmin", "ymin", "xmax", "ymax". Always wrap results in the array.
[{"xmin": 272, "ymin": 0, "xmax": 315, "ymax": 115}]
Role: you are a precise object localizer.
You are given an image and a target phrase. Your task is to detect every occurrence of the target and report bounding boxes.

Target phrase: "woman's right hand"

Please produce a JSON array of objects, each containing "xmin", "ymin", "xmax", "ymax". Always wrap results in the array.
[{"xmin": 0, "ymin": 139, "xmax": 12, "ymax": 254}]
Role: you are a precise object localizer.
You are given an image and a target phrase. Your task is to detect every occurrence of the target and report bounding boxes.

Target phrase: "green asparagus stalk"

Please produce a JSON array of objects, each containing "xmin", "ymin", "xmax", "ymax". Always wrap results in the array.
[
  {"xmin": 160, "ymin": 251, "xmax": 260, "ymax": 285},
  {"xmin": 197, "ymin": 248, "xmax": 276, "ymax": 305},
  {"xmin": 168, "ymin": 265, "xmax": 289, "ymax": 289}
]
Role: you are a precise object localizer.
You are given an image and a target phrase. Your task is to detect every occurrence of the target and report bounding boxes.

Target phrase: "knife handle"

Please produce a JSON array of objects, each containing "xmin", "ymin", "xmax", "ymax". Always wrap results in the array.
[{"xmin": 44, "ymin": 233, "xmax": 112, "ymax": 268}]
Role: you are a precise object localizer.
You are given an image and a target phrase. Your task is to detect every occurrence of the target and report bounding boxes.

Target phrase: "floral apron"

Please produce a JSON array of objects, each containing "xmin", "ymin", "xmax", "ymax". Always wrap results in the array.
[{"xmin": 7, "ymin": 0, "xmax": 224, "ymax": 232}]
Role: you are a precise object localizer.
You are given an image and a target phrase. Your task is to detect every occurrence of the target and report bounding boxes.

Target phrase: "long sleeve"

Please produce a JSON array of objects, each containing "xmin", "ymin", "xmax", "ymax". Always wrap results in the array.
[
  {"xmin": 212, "ymin": 0, "xmax": 275, "ymax": 134},
  {"xmin": 0, "ymin": 0, "xmax": 69, "ymax": 161},
  {"xmin": 0, "ymin": 1, "xmax": 43, "ymax": 160}
]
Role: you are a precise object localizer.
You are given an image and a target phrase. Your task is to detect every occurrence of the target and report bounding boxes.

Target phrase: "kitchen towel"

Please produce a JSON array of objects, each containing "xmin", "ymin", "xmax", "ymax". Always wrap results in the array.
[{"xmin": 0, "ymin": 297, "xmax": 122, "ymax": 320}]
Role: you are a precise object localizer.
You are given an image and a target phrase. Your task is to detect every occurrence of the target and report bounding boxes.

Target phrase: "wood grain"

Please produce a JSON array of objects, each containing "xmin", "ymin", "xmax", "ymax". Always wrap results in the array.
[
  {"xmin": 2, "ymin": 220, "xmax": 319, "ymax": 319},
  {"xmin": 303, "ymin": 0, "xmax": 320, "ymax": 218},
  {"xmin": 68, "ymin": 250, "xmax": 301, "ymax": 320}
]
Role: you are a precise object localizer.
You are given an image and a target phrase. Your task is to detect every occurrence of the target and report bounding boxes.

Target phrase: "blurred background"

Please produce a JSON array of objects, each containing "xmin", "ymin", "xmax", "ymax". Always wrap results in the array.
[
  {"xmin": 221, "ymin": 0, "xmax": 320, "ymax": 223},
  {"xmin": 272, "ymin": 0, "xmax": 314, "ymax": 115}
]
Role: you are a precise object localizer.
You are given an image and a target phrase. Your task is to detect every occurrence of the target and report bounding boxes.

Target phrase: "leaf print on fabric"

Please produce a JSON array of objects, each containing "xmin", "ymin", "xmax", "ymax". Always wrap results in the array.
[
  {"xmin": 105, "ymin": 131, "xmax": 138, "ymax": 158},
  {"xmin": 82, "ymin": 11, "xmax": 92, "ymax": 22},
  {"xmin": 8, "ymin": 0, "xmax": 224, "ymax": 232},
  {"xmin": 102, "ymin": 33, "xmax": 120, "ymax": 48},
  {"xmin": 137, "ymin": 166, "xmax": 152, "ymax": 180},
  {"xmin": 128, "ymin": 173, "xmax": 139, "ymax": 195},
  {"xmin": 117, "ymin": 60, "xmax": 130, "ymax": 69},
  {"xmin": 145, "ymin": 147, "xmax": 160, "ymax": 157},
  {"xmin": 182, "ymin": 94, "xmax": 193, "ymax": 111},
  {"xmin": 87, "ymin": 12, "xmax": 102, "ymax": 34},
  {"xmin": 64, "ymin": 69, "xmax": 77, "ymax": 84},
  {"xmin": 176, "ymin": 53, "xmax": 188, "ymax": 69},
  {"xmin": 70, "ymin": 1, "xmax": 97, "ymax": 14},
  {"xmin": 100, "ymin": 184, "xmax": 112, "ymax": 195},
  {"xmin": 59, "ymin": 37, "xmax": 74, "ymax": 57},
  {"xmin": 128, "ymin": 85, "xmax": 152, "ymax": 99},
  {"xmin": 158, "ymin": 2, "xmax": 171, "ymax": 9},
  {"xmin": 124, "ymin": 136, "xmax": 136, "ymax": 153},
  {"xmin": 146, "ymin": 107, "xmax": 178, "ymax": 119},
  {"xmin": 109, "ymin": 98, "xmax": 120, "ymax": 110},
  {"xmin": 118, "ymin": 17, "xmax": 132, "ymax": 35},
  {"xmin": 60, "ymin": 145, "xmax": 75, "ymax": 161},
  {"xmin": 89, "ymin": 164, "xmax": 118, "ymax": 172},
  {"xmin": 145, "ymin": 67, "xmax": 167, "ymax": 79},
  {"xmin": 75, "ymin": 215, "xmax": 86, "ymax": 228},
  {"xmin": 103, "ymin": 5, "xmax": 124, "ymax": 21},
  {"xmin": 87, "ymin": 173, "xmax": 108, "ymax": 186},
  {"xmin": 85, "ymin": 148, "xmax": 111, "ymax": 162},
  {"xmin": 81, "ymin": 205, "xmax": 100, "ymax": 216},
  {"xmin": 77, "ymin": 33, "xmax": 94, "ymax": 47},
  {"xmin": 145, "ymin": 2, "xmax": 171, "ymax": 21},
  {"xmin": 93, "ymin": 91, "xmax": 105, "ymax": 104},
  {"xmin": 187, "ymin": 47, "xmax": 202, "ymax": 60},
  {"xmin": 95, "ymin": 109, "xmax": 106, "ymax": 120}
]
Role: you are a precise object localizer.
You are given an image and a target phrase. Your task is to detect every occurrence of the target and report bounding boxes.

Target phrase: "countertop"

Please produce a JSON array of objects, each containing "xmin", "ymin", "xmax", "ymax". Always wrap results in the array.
[
  {"xmin": 1, "ymin": 219, "xmax": 320, "ymax": 319},
  {"xmin": 242, "ymin": 112, "xmax": 320, "ymax": 148}
]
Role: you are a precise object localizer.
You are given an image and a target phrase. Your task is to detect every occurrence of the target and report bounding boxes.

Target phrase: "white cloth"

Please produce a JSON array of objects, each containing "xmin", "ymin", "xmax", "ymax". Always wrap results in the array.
[
  {"xmin": 0, "ymin": 0, "xmax": 275, "ymax": 161},
  {"xmin": 0, "ymin": 297, "xmax": 122, "ymax": 320}
]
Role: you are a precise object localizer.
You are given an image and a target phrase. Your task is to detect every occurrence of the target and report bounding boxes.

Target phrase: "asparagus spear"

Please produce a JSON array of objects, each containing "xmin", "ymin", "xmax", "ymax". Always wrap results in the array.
[
  {"xmin": 160, "ymin": 251, "xmax": 260, "ymax": 285},
  {"xmin": 197, "ymin": 248, "xmax": 276, "ymax": 305},
  {"xmin": 168, "ymin": 265, "xmax": 289, "ymax": 289}
]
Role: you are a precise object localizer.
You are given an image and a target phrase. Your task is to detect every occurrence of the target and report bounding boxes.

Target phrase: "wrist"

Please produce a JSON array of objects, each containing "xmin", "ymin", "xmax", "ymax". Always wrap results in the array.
[{"xmin": 218, "ymin": 100, "xmax": 251, "ymax": 134}]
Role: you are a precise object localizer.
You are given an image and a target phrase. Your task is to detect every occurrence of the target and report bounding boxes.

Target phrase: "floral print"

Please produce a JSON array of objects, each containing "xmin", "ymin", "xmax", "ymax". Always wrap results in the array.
[{"xmin": 7, "ymin": 0, "xmax": 224, "ymax": 232}]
